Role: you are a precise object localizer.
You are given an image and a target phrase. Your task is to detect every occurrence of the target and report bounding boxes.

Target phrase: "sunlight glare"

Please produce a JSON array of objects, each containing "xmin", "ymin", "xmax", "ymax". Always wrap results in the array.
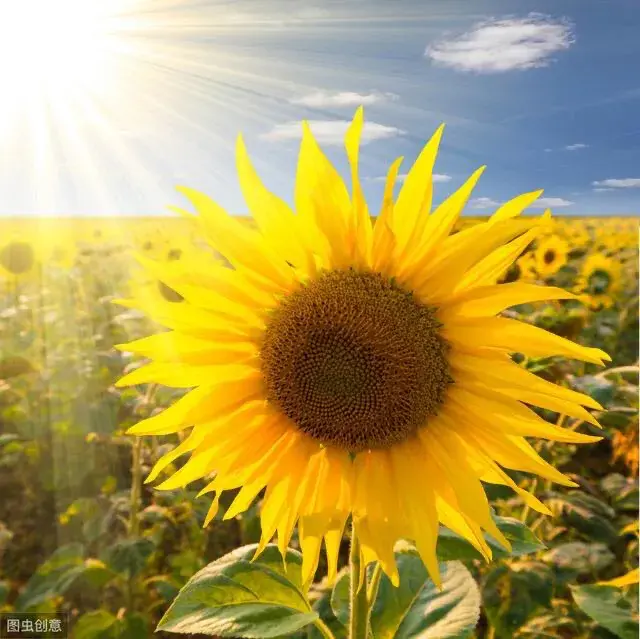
[{"xmin": 0, "ymin": 0, "xmax": 118, "ymax": 93}]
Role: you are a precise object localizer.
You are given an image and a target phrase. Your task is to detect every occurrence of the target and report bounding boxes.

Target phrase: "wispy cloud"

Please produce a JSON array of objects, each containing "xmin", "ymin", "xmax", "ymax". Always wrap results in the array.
[
  {"xmin": 593, "ymin": 188, "xmax": 614, "ymax": 193},
  {"xmin": 470, "ymin": 195, "xmax": 573, "ymax": 209},
  {"xmin": 592, "ymin": 178, "xmax": 640, "ymax": 188},
  {"xmin": 470, "ymin": 197, "xmax": 500, "ymax": 209},
  {"xmin": 290, "ymin": 90, "xmax": 399, "ymax": 108},
  {"xmin": 531, "ymin": 197, "xmax": 574, "ymax": 208},
  {"xmin": 261, "ymin": 120, "xmax": 404, "ymax": 145},
  {"xmin": 426, "ymin": 14, "xmax": 574, "ymax": 73},
  {"xmin": 370, "ymin": 173, "xmax": 451, "ymax": 183},
  {"xmin": 565, "ymin": 143, "xmax": 588, "ymax": 151}
]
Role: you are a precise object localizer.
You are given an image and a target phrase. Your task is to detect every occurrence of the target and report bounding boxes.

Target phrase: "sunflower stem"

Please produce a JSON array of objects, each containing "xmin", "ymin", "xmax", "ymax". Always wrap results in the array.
[
  {"xmin": 348, "ymin": 519, "xmax": 369, "ymax": 639},
  {"xmin": 129, "ymin": 436, "xmax": 142, "ymax": 539},
  {"xmin": 312, "ymin": 617, "xmax": 336, "ymax": 639},
  {"xmin": 366, "ymin": 562, "xmax": 383, "ymax": 609}
]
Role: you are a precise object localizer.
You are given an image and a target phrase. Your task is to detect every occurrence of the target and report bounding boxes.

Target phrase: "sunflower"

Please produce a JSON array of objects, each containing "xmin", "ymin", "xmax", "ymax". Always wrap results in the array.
[
  {"xmin": 0, "ymin": 235, "xmax": 41, "ymax": 283},
  {"xmin": 534, "ymin": 235, "xmax": 569, "ymax": 278},
  {"xmin": 576, "ymin": 253, "xmax": 622, "ymax": 310},
  {"xmin": 116, "ymin": 108, "xmax": 608, "ymax": 588}
]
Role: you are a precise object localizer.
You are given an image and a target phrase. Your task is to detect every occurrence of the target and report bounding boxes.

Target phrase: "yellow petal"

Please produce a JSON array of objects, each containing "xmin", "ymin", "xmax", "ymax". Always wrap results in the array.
[
  {"xmin": 391, "ymin": 124, "xmax": 444, "ymax": 255},
  {"xmin": 174, "ymin": 187, "xmax": 295, "ymax": 290},
  {"xmin": 447, "ymin": 385, "xmax": 602, "ymax": 443},
  {"xmin": 598, "ymin": 568, "xmax": 640, "ymax": 588},
  {"xmin": 117, "ymin": 331, "xmax": 258, "ymax": 365},
  {"xmin": 444, "ymin": 317, "xmax": 610, "ymax": 365},
  {"xmin": 345, "ymin": 106, "xmax": 373, "ymax": 268},
  {"xmin": 449, "ymin": 351, "xmax": 603, "ymax": 410},
  {"xmin": 489, "ymin": 190, "xmax": 544, "ymax": 224},
  {"xmin": 116, "ymin": 362, "xmax": 260, "ymax": 389},
  {"xmin": 125, "ymin": 375, "xmax": 264, "ymax": 436},
  {"xmin": 371, "ymin": 156, "xmax": 403, "ymax": 274},
  {"xmin": 295, "ymin": 121, "xmax": 352, "ymax": 268},
  {"xmin": 399, "ymin": 166, "xmax": 486, "ymax": 277},
  {"xmin": 236, "ymin": 134, "xmax": 317, "ymax": 277},
  {"xmin": 408, "ymin": 217, "xmax": 543, "ymax": 301},
  {"xmin": 440, "ymin": 283, "xmax": 577, "ymax": 319}
]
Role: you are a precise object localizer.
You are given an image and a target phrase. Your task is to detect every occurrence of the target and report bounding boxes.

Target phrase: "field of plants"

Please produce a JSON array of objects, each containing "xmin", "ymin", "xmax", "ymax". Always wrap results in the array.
[{"xmin": 0, "ymin": 215, "xmax": 638, "ymax": 638}]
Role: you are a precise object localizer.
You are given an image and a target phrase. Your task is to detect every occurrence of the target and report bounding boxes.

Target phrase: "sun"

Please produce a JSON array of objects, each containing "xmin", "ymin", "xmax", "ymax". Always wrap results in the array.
[{"xmin": 0, "ymin": 0, "xmax": 118, "ymax": 93}]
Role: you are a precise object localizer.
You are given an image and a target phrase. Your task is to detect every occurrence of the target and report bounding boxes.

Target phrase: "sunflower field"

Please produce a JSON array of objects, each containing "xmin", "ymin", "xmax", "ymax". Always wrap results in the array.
[{"xmin": 0, "ymin": 205, "xmax": 638, "ymax": 639}]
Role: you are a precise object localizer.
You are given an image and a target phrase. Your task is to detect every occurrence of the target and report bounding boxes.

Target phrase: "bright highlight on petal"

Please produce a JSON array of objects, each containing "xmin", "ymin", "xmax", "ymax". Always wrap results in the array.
[{"xmin": 118, "ymin": 108, "xmax": 606, "ymax": 588}]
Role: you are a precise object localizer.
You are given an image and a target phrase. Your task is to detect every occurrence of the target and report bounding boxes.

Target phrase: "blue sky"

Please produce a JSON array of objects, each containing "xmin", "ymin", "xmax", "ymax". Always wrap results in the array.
[{"xmin": 1, "ymin": 0, "xmax": 639, "ymax": 217}]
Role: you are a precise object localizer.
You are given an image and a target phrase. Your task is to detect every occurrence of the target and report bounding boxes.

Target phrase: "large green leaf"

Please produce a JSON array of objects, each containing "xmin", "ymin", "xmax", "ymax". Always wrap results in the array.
[
  {"xmin": 436, "ymin": 516, "xmax": 544, "ymax": 562},
  {"xmin": 571, "ymin": 585, "xmax": 639, "ymax": 639},
  {"xmin": 329, "ymin": 545, "xmax": 480, "ymax": 639},
  {"xmin": 157, "ymin": 543, "xmax": 318, "ymax": 637}
]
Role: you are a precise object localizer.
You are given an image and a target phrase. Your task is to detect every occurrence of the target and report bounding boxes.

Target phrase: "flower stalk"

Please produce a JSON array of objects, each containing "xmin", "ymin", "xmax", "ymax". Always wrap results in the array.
[{"xmin": 349, "ymin": 520, "xmax": 370, "ymax": 639}]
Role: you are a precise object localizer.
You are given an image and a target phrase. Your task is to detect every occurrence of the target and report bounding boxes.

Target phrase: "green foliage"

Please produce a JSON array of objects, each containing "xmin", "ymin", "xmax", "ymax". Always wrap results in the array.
[
  {"xmin": 436, "ymin": 517, "xmax": 546, "ymax": 562},
  {"xmin": 315, "ymin": 546, "xmax": 481, "ymax": 639},
  {"xmin": 571, "ymin": 585, "xmax": 639, "ymax": 639},
  {"xmin": 157, "ymin": 544, "xmax": 318, "ymax": 637}
]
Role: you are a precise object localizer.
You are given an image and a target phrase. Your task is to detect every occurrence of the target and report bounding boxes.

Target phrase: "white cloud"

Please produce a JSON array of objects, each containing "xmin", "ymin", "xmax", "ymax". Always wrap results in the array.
[
  {"xmin": 290, "ymin": 90, "xmax": 399, "ymax": 108},
  {"xmin": 261, "ymin": 120, "xmax": 404, "ymax": 145},
  {"xmin": 544, "ymin": 148, "xmax": 553, "ymax": 152},
  {"xmin": 565, "ymin": 143, "xmax": 588, "ymax": 151},
  {"xmin": 593, "ymin": 187, "xmax": 614, "ymax": 192},
  {"xmin": 425, "ymin": 14, "xmax": 574, "ymax": 73},
  {"xmin": 371, "ymin": 173, "xmax": 452, "ymax": 183},
  {"xmin": 470, "ymin": 197, "xmax": 500, "ymax": 209},
  {"xmin": 592, "ymin": 178, "xmax": 640, "ymax": 188},
  {"xmin": 531, "ymin": 197, "xmax": 574, "ymax": 208}
]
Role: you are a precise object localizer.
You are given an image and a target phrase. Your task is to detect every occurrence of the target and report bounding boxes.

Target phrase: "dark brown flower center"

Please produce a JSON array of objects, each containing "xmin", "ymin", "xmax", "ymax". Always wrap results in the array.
[
  {"xmin": 543, "ymin": 249, "xmax": 556, "ymax": 265},
  {"xmin": 259, "ymin": 269, "xmax": 451, "ymax": 452},
  {"xmin": 0, "ymin": 241, "xmax": 35, "ymax": 275}
]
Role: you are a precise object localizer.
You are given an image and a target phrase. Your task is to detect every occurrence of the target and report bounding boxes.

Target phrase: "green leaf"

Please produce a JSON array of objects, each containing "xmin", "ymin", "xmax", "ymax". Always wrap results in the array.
[
  {"xmin": 306, "ymin": 580, "xmax": 347, "ymax": 639},
  {"xmin": 15, "ymin": 543, "xmax": 87, "ymax": 610},
  {"xmin": 571, "ymin": 375, "xmax": 617, "ymax": 407},
  {"xmin": 117, "ymin": 613, "xmax": 149, "ymax": 639},
  {"xmin": 329, "ymin": 571, "xmax": 350, "ymax": 627},
  {"xmin": 103, "ymin": 537, "xmax": 154, "ymax": 578},
  {"xmin": 372, "ymin": 556, "xmax": 480, "ymax": 638},
  {"xmin": 0, "ymin": 580, "xmax": 9, "ymax": 606},
  {"xmin": 436, "ymin": 516, "xmax": 545, "ymax": 562},
  {"xmin": 157, "ymin": 543, "xmax": 318, "ymax": 637},
  {"xmin": 73, "ymin": 610, "xmax": 117, "ymax": 639},
  {"xmin": 571, "ymin": 585, "xmax": 639, "ymax": 639},
  {"xmin": 546, "ymin": 491, "xmax": 618, "ymax": 544},
  {"xmin": 543, "ymin": 542, "xmax": 615, "ymax": 576},
  {"xmin": 329, "ymin": 546, "xmax": 480, "ymax": 638},
  {"xmin": 600, "ymin": 475, "xmax": 639, "ymax": 513},
  {"xmin": 483, "ymin": 562, "xmax": 554, "ymax": 638}
]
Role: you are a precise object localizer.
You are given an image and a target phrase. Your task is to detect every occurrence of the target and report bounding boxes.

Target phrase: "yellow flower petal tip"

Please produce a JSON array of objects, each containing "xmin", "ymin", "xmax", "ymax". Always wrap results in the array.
[{"xmin": 118, "ymin": 108, "xmax": 604, "ymax": 587}]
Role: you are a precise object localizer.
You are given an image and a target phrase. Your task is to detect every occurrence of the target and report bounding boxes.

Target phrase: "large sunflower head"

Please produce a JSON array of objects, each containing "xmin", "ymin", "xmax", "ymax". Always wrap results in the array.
[{"xmin": 116, "ymin": 108, "xmax": 608, "ymax": 588}]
